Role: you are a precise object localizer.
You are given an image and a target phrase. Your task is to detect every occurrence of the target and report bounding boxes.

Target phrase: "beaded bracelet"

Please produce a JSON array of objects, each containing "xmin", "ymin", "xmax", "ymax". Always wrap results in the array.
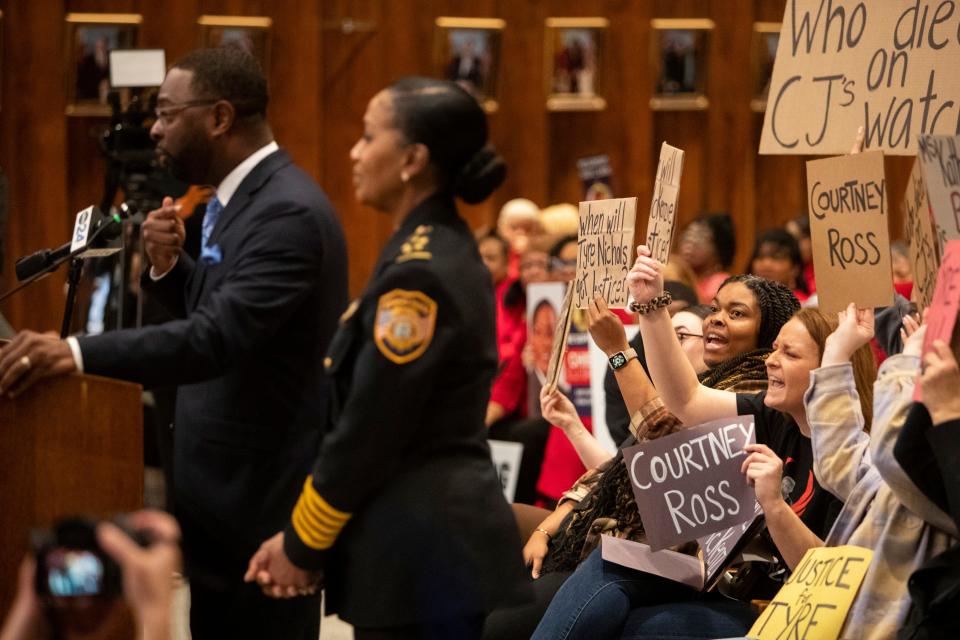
[
  {"xmin": 628, "ymin": 291, "xmax": 673, "ymax": 315},
  {"xmin": 535, "ymin": 527, "xmax": 552, "ymax": 540}
]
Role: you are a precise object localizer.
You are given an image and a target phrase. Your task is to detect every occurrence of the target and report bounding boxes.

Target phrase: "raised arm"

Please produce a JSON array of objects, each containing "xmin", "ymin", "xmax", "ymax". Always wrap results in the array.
[
  {"xmin": 807, "ymin": 303, "xmax": 875, "ymax": 499},
  {"xmin": 629, "ymin": 245, "xmax": 737, "ymax": 424},
  {"xmin": 540, "ymin": 386, "xmax": 612, "ymax": 469}
]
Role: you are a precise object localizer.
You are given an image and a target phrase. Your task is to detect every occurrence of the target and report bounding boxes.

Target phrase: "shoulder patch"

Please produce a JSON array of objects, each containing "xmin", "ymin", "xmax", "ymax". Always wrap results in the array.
[
  {"xmin": 374, "ymin": 289, "xmax": 437, "ymax": 364},
  {"xmin": 396, "ymin": 225, "xmax": 433, "ymax": 263}
]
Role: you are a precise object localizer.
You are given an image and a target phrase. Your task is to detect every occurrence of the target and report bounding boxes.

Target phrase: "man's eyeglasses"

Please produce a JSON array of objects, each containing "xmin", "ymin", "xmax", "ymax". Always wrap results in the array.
[
  {"xmin": 550, "ymin": 257, "xmax": 577, "ymax": 271},
  {"xmin": 154, "ymin": 100, "xmax": 219, "ymax": 122},
  {"xmin": 676, "ymin": 332, "xmax": 703, "ymax": 343}
]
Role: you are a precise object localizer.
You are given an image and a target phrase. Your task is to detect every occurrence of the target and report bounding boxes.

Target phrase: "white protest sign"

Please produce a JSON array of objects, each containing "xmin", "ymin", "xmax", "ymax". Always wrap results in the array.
[{"xmin": 489, "ymin": 439, "xmax": 524, "ymax": 503}]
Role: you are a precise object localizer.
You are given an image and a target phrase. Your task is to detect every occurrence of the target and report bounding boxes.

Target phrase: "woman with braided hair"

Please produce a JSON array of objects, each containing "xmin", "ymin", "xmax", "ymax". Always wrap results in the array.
[
  {"xmin": 533, "ymin": 246, "xmax": 875, "ymax": 640},
  {"xmin": 481, "ymin": 275, "xmax": 801, "ymax": 640}
]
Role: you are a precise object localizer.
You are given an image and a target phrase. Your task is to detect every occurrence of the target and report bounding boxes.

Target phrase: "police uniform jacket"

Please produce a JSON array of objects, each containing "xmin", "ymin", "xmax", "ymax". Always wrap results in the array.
[{"xmin": 283, "ymin": 192, "xmax": 529, "ymax": 627}]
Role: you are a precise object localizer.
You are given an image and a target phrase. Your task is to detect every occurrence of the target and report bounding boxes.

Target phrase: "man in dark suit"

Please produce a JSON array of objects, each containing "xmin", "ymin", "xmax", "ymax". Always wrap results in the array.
[{"xmin": 0, "ymin": 47, "xmax": 347, "ymax": 639}]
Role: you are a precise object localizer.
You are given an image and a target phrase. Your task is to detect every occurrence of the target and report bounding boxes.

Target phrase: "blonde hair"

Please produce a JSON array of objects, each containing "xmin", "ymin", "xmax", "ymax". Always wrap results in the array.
[{"xmin": 539, "ymin": 203, "xmax": 579, "ymax": 237}]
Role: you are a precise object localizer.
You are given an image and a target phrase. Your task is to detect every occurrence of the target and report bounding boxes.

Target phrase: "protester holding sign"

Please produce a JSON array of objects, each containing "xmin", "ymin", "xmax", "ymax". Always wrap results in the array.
[
  {"xmin": 803, "ymin": 305, "xmax": 956, "ymax": 638},
  {"xmin": 532, "ymin": 247, "xmax": 870, "ymax": 640},
  {"xmin": 484, "ymin": 281, "xmax": 795, "ymax": 640}
]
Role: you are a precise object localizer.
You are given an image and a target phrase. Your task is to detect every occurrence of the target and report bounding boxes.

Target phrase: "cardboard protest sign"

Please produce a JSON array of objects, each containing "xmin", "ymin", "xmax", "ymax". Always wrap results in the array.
[
  {"xmin": 574, "ymin": 197, "xmax": 637, "ymax": 309},
  {"xmin": 920, "ymin": 240, "xmax": 960, "ymax": 358},
  {"xmin": 903, "ymin": 157, "xmax": 941, "ymax": 311},
  {"xmin": 918, "ymin": 134, "xmax": 960, "ymax": 249},
  {"xmin": 623, "ymin": 416, "xmax": 756, "ymax": 551},
  {"xmin": 760, "ymin": 1, "xmax": 960, "ymax": 156},
  {"xmin": 749, "ymin": 545, "xmax": 873, "ymax": 640},
  {"xmin": 698, "ymin": 501, "xmax": 766, "ymax": 590},
  {"xmin": 545, "ymin": 284, "xmax": 574, "ymax": 395},
  {"xmin": 806, "ymin": 150, "xmax": 895, "ymax": 314},
  {"xmin": 646, "ymin": 142, "xmax": 685, "ymax": 265},
  {"xmin": 601, "ymin": 501, "xmax": 765, "ymax": 591}
]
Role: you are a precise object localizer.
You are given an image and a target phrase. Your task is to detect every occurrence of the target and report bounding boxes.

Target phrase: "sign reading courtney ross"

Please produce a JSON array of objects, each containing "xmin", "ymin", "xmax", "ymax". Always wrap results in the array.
[
  {"xmin": 806, "ymin": 150, "xmax": 894, "ymax": 314},
  {"xmin": 622, "ymin": 416, "xmax": 756, "ymax": 551}
]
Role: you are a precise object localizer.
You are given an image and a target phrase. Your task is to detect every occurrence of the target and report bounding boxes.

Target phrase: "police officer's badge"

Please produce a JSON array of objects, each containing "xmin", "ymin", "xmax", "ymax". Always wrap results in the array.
[{"xmin": 374, "ymin": 289, "xmax": 437, "ymax": 364}]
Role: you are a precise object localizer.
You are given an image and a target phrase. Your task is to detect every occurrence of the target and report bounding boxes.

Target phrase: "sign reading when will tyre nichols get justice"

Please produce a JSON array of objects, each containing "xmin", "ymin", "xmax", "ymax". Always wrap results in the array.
[{"xmin": 760, "ymin": 0, "xmax": 960, "ymax": 155}]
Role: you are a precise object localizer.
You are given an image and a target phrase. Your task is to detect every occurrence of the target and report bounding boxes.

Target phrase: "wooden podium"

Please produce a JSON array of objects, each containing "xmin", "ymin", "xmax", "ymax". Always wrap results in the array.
[{"xmin": 0, "ymin": 374, "xmax": 143, "ymax": 618}]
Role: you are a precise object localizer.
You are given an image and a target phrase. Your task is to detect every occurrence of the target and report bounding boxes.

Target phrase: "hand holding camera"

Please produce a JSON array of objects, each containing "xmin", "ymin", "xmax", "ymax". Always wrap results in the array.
[{"xmin": 1, "ymin": 510, "xmax": 181, "ymax": 640}]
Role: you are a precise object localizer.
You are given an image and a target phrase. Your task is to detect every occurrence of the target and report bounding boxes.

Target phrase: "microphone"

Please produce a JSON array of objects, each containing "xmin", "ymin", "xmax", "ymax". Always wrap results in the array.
[{"xmin": 14, "ymin": 203, "xmax": 137, "ymax": 281}]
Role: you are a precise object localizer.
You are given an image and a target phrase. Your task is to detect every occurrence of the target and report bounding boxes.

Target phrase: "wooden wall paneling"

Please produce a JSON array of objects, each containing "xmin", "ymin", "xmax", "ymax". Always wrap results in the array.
[
  {"xmin": 265, "ymin": 0, "xmax": 322, "ymax": 178},
  {"xmin": 320, "ymin": 0, "xmax": 390, "ymax": 296},
  {"xmin": 0, "ymin": 0, "xmax": 71, "ymax": 332},
  {"xmin": 706, "ymin": 0, "xmax": 757, "ymax": 272},
  {"xmin": 650, "ymin": 0, "xmax": 710, "ymax": 245},
  {"xmin": 492, "ymin": 0, "xmax": 549, "ymax": 212},
  {"xmin": 427, "ymin": 0, "xmax": 498, "ymax": 231},
  {"xmin": 608, "ymin": 0, "xmax": 654, "ymax": 250}
]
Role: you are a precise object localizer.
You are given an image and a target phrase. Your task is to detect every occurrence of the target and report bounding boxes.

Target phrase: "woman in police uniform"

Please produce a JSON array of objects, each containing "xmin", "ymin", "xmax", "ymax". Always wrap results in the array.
[{"xmin": 248, "ymin": 78, "xmax": 529, "ymax": 638}]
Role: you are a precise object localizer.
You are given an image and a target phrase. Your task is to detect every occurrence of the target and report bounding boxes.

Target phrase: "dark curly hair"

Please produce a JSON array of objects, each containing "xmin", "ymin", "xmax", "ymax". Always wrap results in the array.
[{"xmin": 173, "ymin": 46, "xmax": 268, "ymax": 118}]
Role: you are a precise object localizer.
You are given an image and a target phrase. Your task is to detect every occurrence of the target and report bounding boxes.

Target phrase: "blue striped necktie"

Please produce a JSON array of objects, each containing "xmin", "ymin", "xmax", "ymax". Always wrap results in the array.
[{"xmin": 201, "ymin": 197, "xmax": 223, "ymax": 249}]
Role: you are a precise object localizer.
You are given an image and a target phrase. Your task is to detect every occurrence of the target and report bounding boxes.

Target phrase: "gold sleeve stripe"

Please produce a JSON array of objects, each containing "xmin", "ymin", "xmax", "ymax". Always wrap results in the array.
[
  {"xmin": 293, "ymin": 509, "xmax": 338, "ymax": 549},
  {"xmin": 301, "ymin": 477, "xmax": 351, "ymax": 523},
  {"xmin": 290, "ymin": 478, "xmax": 352, "ymax": 550},
  {"xmin": 296, "ymin": 501, "xmax": 341, "ymax": 537}
]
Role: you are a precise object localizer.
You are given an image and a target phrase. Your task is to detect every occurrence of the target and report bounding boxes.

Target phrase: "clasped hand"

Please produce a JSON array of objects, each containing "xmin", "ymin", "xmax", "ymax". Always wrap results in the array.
[{"xmin": 244, "ymin": 532, "xmax": 322, "ymax": 599}]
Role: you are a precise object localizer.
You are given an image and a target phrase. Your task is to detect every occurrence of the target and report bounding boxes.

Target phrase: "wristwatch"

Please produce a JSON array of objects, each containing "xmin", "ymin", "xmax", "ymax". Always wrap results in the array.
[{"xmin": 608, "ymin": 348, "xmax": 638, "ymax": 371}]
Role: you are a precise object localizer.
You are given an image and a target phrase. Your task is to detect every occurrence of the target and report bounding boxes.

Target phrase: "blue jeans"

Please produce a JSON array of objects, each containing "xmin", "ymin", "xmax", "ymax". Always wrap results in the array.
[
  {"xmin": 532, "ymin": 546, "xmax": 695, "ymax": 639},
  {"xmin": 531, "ymin": 547, "xmax": 756, "ymax": 640}
]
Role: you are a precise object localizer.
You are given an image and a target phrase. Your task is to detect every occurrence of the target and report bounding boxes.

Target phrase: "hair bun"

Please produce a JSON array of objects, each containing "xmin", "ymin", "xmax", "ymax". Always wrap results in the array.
[{"xmin": 454, "ymin": 145, "xmax": 507, "ymax": 204}]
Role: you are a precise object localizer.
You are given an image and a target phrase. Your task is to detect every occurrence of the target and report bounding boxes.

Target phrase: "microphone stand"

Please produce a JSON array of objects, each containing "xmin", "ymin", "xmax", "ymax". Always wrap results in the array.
[
  {"xmin": 0, "ymin": 213, "xmax": 123, "ymax": 336},
  {"xmin": 60, "ymin": 258, "xmax": 85, "ymax": 339}
]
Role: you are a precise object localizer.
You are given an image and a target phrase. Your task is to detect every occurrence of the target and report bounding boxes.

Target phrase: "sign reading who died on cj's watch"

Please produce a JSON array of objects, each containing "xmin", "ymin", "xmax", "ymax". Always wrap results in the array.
[
  {"xmin": 806, "ymin": 150, "xmax": 894, "ymax": 315},
  {"xmin": 622, "ymin": 416, "xmax": 757, "ymax": 551},
  {"xmin": 574, "ymin": 197, "xmax": 637, "ymax": 309},
  {"xmin": 759, "ymin": 0, "xmax": 960, "ymax": 155}
]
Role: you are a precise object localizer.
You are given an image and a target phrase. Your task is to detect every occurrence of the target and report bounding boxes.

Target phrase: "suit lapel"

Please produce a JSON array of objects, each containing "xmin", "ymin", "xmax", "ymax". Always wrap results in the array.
[{"xmin": 187, "ymin": 149, "xmax": 292, "ymax": 310}]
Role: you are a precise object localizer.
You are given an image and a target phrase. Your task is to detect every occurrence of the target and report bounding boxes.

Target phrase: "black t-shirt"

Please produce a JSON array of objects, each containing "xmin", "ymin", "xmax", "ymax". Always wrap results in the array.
[{"xmin": 736, "ymin": 391, "xmax": 841, "ymax": 540}]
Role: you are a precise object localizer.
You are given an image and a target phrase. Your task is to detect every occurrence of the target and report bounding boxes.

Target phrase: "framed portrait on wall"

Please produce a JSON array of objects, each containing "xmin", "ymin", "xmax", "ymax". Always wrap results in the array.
[
  {"xmin": 65, "ymin": 13, "xmax": 141, "ymax": 116},
  {"xmin": 750, "ymin": 22, "xmax": 781, "ymax": 112},
  {"xmin": 649, "ymin": 19, "xmax": 713, "ymax": 111},
  {"xmin": 434, "ymin": 17, "xmax": 504, "ymax": 113},
  {"xmin": 198, "ymin": 16, "xmax": 273, "ymax": 72},
  {"xmin": 545, "ymin": 17, "xmax": 608, "ymax": 111}
]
